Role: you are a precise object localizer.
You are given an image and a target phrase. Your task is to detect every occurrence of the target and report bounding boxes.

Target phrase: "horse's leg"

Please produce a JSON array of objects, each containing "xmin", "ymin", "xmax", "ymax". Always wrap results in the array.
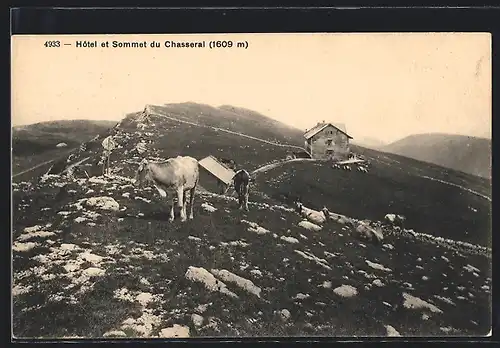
[
  {"xmin": 244, "ymin": 186, "xmax": 249, "ymax": 211},
  {"xmin": 182, "ymin": 189, "xmax": 188, "ymax": 219},
  {"xmin": 235, "ymin": 182, "xmax": 242, "ymax": 209},
  {"xmin": 177, "ymin": 185, "xmax": 186, "ymax": 222},
  {"xmin": 168, "ymin": 199, "xmax": 175, "ymax": 222},
  {"xmin": 188, "ymin": 186, "xmax": 196, "ymax": 220}
]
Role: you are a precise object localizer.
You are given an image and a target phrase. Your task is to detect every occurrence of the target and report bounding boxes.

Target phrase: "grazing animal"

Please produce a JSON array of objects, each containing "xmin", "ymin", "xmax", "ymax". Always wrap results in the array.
[
  {"xmin": 294, "ymin": 200, "xmax": 330, "ymax": 225},
  {"xmin": 321, "ymin": 207, "xmax": 338, "ymax": 221},
  {"xmin": 321, "ymin": 207, "xmax": 354, "ymax": 226},
  {"xmin": 232, "ymin": 169, "xmax": 250, "ymax": 211},
  {"xmin": 134, "ymin": 156, "xmax": 199, "ymax": 222}
]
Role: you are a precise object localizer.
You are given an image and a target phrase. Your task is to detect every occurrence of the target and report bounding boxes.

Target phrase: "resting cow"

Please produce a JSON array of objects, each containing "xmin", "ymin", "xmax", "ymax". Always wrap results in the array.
[
  {"xmin": 355, "ymin": 220, "xmax": 384, "ymax": 244},
  {"xmin": 134, "ymin": 156, "xmax": 199, "ymax": 222},
  {"xmin": 233, "ymin": 169, "xmax": 250, "ymax": 211},
  {"xmin": 294, "ymin": 200, "xmax": 330, "ymax": 225}
]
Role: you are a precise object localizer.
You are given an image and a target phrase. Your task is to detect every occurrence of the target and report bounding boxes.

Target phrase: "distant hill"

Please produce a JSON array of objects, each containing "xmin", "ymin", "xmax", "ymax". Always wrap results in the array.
[
  {"xmin": 352, "ymin": 136, "xmax": 387, "ymax": 149},
  {"xmin": 12, "ymin": 119, "xmax": 118, "ymax": 157},
  {"xmin": 12, "ymin": 119, "xmax": 118, "ymax": 175},
  {"xmin": 382, "ymin": 133, "xmax": 491, "ymax": 179}
]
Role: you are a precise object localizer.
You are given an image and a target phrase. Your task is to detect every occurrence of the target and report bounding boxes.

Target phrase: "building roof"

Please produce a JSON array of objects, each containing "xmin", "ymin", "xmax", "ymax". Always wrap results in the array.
[
  {"xmin": 198, "ymin": 155, "xmax": 236, "ymax": 185},
  {"xmin": 304, "ymin": 122, "xmax": 353, "ymax": 140}
]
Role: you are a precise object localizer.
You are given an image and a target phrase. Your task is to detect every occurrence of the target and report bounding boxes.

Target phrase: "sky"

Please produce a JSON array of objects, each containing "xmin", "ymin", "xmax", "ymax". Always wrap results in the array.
[{"xmin": 11, "ymin": 33, "xmax": 491, "ymax": 144}]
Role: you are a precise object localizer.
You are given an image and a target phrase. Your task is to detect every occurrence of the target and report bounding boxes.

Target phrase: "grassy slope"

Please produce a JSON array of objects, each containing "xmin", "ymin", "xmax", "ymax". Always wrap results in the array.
[
  {"xmin": 382, "ymin": 133, "xmax": 492, "ymax": 179},
  {"xmin": 11, "ymin": 103, "xmax": 492, "ymax": 338},
  {"xmin": 12, "ymin": 120, "xmax": 117, "ymax": 174},
  {"xmin": 12, "ymin": 175, "xmax": 492, "ymax": 338},
  {"xmin": 253, "ymin": 157, "xmax": 491, "ymax": 248},
  {"xmin": 352, "ymin": 145, "xmax": 492, "ymax": 201}
]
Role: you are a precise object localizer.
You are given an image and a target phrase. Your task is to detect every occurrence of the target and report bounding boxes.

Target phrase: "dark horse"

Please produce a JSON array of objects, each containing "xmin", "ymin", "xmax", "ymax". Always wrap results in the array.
[{"xmin": 233, "ymin": 169, "xmax": 250, "ymax": 211}]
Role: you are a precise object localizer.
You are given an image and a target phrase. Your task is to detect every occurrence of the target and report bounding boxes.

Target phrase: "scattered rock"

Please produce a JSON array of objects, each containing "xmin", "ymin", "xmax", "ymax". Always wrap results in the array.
[
  {"xmin": 333, "ymin": 285, "xmax": 358, "ymax": 298},
  {"xmin": 210, "ymin": 269, "xmax": 261, "ymax": 298},
  {"xmin": 280, "ymin": 236, "xmax": 299, "ymax": 244},
  {"xmin": 13, "ymin": 242, "xmax": 39, "ymax": 252},
  {"xmin": 85, "ymin": 196, "xmax": 120, "ymax": 211},
  {"xmin": 293, "ymin": 293, "xmax": 310, "ymax": 300},
  {"xmin": 433, "ymin": 295, "xmax": 456, "ymax": 306},
  {"xmin": 191, "ymin": 314, "xmax": 204, "ymax": 328},
  {"xmin": 103, "ymin": 330, "xmax": 127, "ymax": 338},
  {"xmin": 159, "ymin": 324, "xmax": 190, "ymax": 338},
  {"xmin": 321, "ymin": 281, "xmax": 332, "ymax": 289},
  {"xmin": 250, "ymin": 269, "xmax": 262, "ymax": 277},
  {"xmin": 201, "ymin": 203, "xmax": 217, "ymax": 212},
  {"xmin": 241, "ymin": 220, "xmax": 270, "ymax": 235},
  {"xmin": 185, "ymin": 266, "xmax": 238, "ymax": 298},
  {"xmin": 463, "ymin": 264, "xmax": 480, "ymax": 273},
  {"xmin": 195, "ymin": 303, "xmax": 211, "ymax": 314},
  {"xmin": 402, "ymin": 293, "xmax": 442, "ymax": 313},
  {"xmin": 298, "ymin": 220, "xmax": 322, "ymax": 232},
  {"xmin": 385, "ymin": 325, "xmax": 401, "ymax": 337},
  {"xmin": 277, "ymin": 309, "xmax": 291, "ymax": 321},
  {"xmin": 366, "ymin": 260, "xmax": 392, "ymax": 272},
  {"xmin": 403, "ymin": 282, "xmax": 414, "ymax": 290},
  {"xmin": 136, "ymin": 292, "xmax": 154, "ymax": 306}
]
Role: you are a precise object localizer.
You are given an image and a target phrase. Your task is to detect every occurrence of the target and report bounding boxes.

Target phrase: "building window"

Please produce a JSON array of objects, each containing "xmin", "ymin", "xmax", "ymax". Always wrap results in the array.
[{"xmin": 326, "ymin": 139, "xmax": 333, "ymax": 146}]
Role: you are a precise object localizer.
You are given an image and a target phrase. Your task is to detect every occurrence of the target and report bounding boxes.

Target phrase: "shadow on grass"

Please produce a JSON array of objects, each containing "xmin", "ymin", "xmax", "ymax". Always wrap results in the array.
[{"xmin": 13, "ymin": 277, "xmax": 143, "ymax": 339}]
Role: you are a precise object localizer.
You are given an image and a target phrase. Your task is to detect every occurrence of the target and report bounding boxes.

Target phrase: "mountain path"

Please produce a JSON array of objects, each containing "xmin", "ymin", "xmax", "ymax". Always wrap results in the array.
[
  {"xmin": 13, "ymin": 158, "xmax": 57, "ymax": 178},
  {"xmin": 147, "ymin": 110, "xmax": 306, "ymax": 152},
  {"xmin": 251, "ymin": 158, "xmax": 318, "ymax": 175},
  {"xmin": 418, "ymin": 175, "xmax": 491, "ymax": 202},
  {"xmin": 367, "ymin": 154, "xmax": 492, "ymax": 202}
]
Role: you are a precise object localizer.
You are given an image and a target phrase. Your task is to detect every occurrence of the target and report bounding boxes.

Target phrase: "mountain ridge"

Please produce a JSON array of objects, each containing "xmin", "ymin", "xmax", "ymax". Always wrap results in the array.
[{"xmin": 382, "ymin": 133, "xmax": 491, "ymax": 179}]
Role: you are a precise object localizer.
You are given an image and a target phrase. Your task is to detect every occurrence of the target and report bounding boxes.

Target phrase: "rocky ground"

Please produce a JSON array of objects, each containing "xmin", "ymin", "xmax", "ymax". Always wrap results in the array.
[
  {"xmin": 12, "ymin": 172, "xmax": 491, "ymax": 338},
  {"xmin": 11, "ymin": 105, "xmax": 492, "ymax": 339}
]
